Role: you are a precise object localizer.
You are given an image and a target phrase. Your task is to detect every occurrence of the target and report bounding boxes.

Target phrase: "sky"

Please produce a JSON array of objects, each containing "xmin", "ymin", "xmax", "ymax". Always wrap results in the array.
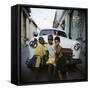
[{"xmin": 30, "ymin": 8, "xmax": 56, "ymax": 29}]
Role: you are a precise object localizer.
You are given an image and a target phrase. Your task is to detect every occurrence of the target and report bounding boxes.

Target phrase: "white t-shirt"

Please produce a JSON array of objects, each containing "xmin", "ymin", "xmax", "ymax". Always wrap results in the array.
[{"xmin": 45, "ymin": 44, "xmax": 55, "ymax": 57}]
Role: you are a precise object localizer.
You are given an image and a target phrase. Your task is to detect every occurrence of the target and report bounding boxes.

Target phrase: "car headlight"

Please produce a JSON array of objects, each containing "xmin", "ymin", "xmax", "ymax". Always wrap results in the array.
[
  {"xmin": 29, "ymin": 38, "xmax": 38, "ymax": 48},
  {"xmin": 74, "ymin": 43, "xmax": 81, "ymax": 51}
]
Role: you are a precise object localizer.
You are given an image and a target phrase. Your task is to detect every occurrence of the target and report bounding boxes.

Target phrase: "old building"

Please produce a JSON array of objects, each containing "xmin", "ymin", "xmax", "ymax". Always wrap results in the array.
[
  {"xmin": 21, "ymin": 7, "xmax": 39, "ymax": 47},
  {"xmin": 53, "ymin": 9, "xmax": 87, "ymax": 73}
]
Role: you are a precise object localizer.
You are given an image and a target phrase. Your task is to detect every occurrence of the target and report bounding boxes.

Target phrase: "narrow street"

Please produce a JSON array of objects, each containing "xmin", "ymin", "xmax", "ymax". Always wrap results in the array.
[
  {"xmin": 21, "ymin": 46, "xmax": 85, "ymax": 83},
  {"xmin": 20, "ymin": 7, "xmax": 87, "ymax": 83}
]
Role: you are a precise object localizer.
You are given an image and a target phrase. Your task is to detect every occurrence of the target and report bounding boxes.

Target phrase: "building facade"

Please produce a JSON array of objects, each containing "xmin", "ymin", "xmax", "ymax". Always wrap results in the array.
[
  {"xmin": 21, "ymin": 7, "xmax": 39, "ymax": 47},
  {"xmin": 53, "ymin": 9, "xmax": 87, "ymax": 73}
]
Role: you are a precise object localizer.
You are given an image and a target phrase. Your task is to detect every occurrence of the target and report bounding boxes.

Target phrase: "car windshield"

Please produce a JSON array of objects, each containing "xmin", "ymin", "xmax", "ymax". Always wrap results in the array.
[
  {"xmin": 55, "ymin": 30, "xmax": 67, "ymax": 37},
  {"xmin": 39, "ymin": 29, "xmax": 67, "ymax": 37},
  {"xmin": 39, "ymin": 29, "xmax": 54, "ymax": 36}
]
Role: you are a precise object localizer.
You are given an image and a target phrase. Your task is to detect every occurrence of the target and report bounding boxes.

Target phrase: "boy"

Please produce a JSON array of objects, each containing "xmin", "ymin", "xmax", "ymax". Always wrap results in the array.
[
  {"xmin": 45, "ymin": 35, "xmax": 56, "ymax": 76},
  {"xmin": 34, "ymin": 37, "xmax": 48, "ymax": 80},
  {"xmin": 54, "ymin": 36, "xmax": 64, "ymax": 80},
  {"xmin": 35, "ymin": 37, "xmax": 47, "ymax": 68}
]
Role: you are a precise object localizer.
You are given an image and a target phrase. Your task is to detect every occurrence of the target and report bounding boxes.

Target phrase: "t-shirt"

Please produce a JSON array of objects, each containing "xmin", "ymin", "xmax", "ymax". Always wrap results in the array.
[
  {"xmin": 35, "ymin": 42, "xmax": 47, "ymax": 57},
  {"xmin": 35, "ymin": 42, "xmax": 47, "ymax": 67},
  {"xmin": 54, "ymin": 45, "xmax": 63, "ymax": 61},
  {"xmin": 45, "ymin": 44, "xmax": 56, "ymax": 66},
  {"xmin": 45, "ymin": 44, "xmax": 55, "ymax": 58}
]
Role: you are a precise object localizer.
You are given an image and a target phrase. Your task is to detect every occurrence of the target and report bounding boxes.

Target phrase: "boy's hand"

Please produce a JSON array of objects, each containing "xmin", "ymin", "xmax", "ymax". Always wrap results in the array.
[
  {"xmin": 58, "ymin": 53, "xmax": 63, "ymax": 58},
  {"xmin": 55, "ymin": 58, "xmax": 58, "ymax": 63}
]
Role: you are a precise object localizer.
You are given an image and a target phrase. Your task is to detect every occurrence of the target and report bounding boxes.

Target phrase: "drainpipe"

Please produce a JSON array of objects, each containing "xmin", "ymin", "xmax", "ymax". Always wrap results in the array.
[{"xmin": 69, "ymin": 10, "xmax": 73, "ymax": 39}]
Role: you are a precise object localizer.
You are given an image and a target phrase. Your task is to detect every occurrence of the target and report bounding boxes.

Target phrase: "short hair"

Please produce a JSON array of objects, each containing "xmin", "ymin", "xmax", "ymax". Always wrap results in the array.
[
  {"xmin": 55, "ymin": 36, "xmax": 60, "ymax": 42},
  {"xmin": 48, "ymin": 35, "xmax": 53, "ymax": 40},
  {"xmin": 39, "ymin": 37, "xmax": 44, "ymax": 42}
]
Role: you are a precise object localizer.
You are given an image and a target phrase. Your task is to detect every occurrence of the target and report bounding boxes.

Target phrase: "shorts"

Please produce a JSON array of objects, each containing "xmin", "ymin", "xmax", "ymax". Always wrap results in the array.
[
  {"xmin": 56, "ymin": 58, "xmax": 68, "ymax": 72},
  {"xmin": 46, "ymin": 57, "xmax": 56, "ymax": 66}
]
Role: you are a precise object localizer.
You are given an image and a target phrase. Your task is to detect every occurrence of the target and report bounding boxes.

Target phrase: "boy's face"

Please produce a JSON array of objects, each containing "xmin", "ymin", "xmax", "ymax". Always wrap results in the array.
[
  {"xmin": 48, "ymin": 36, "xmax": 53, "ymax": 45},
  {"xmin": 39, "ymin": 38, "xmax": 44, "ymax": 45},
  {"xmin": 55, "ymin": 40, "xmax": 60, "ymax": 46}
]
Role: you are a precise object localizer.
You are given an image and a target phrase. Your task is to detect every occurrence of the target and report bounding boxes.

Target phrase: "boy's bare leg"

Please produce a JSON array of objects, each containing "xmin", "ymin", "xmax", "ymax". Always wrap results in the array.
[
  {"xmin": 48, "ymin": 64, "xmax": 52, "ymax": 75},
  {"xmin": 53, "ymin": 66, "xmax": 56, "ymax": 75},
  {"xmin": 58, "ymin": 70, "xmax": 63, "ymax": 80},
  {"xmin": 66, "ymin": 71, "xmax": 69, "ymax": 80},
  {"xmin": 35, "ymin": 68, "xmax": 40, "ymax": 80}
]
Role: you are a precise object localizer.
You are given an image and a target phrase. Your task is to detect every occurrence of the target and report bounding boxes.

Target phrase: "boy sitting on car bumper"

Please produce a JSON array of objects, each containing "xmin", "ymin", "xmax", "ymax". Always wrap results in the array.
[{"xmin": 35, "ymin": 37, "xmax": 48, "ymax": 68}]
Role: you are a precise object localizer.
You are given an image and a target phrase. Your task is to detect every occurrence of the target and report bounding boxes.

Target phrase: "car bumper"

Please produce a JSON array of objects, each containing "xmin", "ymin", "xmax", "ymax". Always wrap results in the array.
[{"xmin": 70, "ymin": 59, "xmax": 81, "ymax": 64}]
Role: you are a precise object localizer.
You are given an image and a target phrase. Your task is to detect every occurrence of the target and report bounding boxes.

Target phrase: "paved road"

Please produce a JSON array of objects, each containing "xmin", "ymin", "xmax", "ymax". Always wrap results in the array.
[{"xmin": 21, "ymin": 46, "xmax": 85, "ymax": 83}]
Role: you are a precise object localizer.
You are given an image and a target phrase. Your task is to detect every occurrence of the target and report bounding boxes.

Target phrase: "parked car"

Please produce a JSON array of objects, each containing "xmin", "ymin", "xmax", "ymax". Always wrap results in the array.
[{"xmin": 27, "ymin": 28, "xmax": 81, "ymax": 65}]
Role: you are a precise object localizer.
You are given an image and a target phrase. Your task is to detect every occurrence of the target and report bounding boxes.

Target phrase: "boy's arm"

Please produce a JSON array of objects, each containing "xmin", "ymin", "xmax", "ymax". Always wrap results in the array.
[{"xmin": 55, "ymin": 53, "xmax": 58, "ymax": 63}]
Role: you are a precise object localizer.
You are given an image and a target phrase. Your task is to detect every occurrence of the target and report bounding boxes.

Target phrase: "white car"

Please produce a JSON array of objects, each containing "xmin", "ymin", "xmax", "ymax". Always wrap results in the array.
[{"xmin": 28, "ymin": 28, "xmax": 81, "ymax": 64}]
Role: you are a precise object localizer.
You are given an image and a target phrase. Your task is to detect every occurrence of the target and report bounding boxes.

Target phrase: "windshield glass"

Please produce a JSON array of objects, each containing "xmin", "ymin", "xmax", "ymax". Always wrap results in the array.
[
  {"xmin": 55, "ymin": 30, "xmax": 67, "ymax": 37},
  {"xmin": 39, "ymin": 29, "xmax": 67, "ymax": 37},
  {"xmin": 39, "ymin": 29, "xmax": 54, "ymax": 36}
]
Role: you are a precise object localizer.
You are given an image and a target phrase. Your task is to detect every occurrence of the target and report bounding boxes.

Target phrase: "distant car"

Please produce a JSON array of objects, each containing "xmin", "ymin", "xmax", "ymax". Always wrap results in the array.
[{"xmin": 28, "ymin": 28, "xmax": 81, "ymax": 64}]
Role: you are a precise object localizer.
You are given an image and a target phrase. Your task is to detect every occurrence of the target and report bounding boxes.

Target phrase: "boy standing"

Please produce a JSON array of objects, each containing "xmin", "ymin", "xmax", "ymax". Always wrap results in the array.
[
  {"xmin": 35, "ymin": 37, "xmax": 47, "ymax": 68},
  {"xmin": 54, "ymin": 36, "xmax": 64, "ymax": 80},
  {"xmin": 45, "ymin": 35, "xmax": 56, "ymax": 75},
  {"xmin": 35, "ymin": 37, "xmax": 47, "ymax": 80}
]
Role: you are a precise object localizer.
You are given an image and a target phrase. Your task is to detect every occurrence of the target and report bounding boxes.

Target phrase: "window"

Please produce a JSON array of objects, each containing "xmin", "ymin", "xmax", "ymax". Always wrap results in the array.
[
  {"xmin": 55, "ymin": 30, "xmax": 67, "ymax": 37},
  {"xmin": 61, "ymin": 20, "xmax": 65, "ymax": 30},
  {"xmin": 39, "ymin": 29, "xmax": 67, "ymax": 37},
  {"xmin": 39, "ymin": 29, "xmax": 55, "ymax": 36}
]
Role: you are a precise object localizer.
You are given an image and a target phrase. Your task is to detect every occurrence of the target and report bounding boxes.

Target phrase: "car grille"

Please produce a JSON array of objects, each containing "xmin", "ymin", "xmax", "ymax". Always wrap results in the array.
[{"xmin": 61, "ymin": 48, "xmax": 73, "ymax": 64}]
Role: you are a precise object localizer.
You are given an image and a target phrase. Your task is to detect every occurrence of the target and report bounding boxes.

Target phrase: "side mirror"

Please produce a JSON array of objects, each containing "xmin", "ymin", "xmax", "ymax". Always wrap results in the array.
[{"xmin": 33, "ymin": 32, "xmax": 38, "ymax": 37}]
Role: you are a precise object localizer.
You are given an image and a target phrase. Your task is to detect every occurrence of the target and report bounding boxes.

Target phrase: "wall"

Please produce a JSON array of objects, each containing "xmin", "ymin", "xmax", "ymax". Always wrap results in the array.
[{"xmin": 21, "ymin": 8, "xmax": 38, "ymax": 47}]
